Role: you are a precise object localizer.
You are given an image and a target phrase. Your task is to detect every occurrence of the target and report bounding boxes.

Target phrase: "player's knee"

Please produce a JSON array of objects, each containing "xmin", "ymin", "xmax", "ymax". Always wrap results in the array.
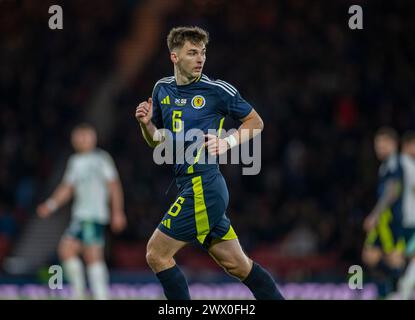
[
  {"xmin": 146, "ymin": 249, "xmax": 168, "ymax": 270},
  {"xmin": 362, "ymin": 247, "xmax": 381, "ymax": 268},
  {"xmin": 83, "ymin": 248, "xmax": 103, "ymax": 265},
  {"xmin": 361, "ymin": 253, "xmax": 375, "ymax": 268},
  {"xmin": 385, "ymin": 251, "xmax": 405, "ymax": 269},
  {"xmin": 220, "ymin": 258, "xmax": 251, "ymax": 280}
]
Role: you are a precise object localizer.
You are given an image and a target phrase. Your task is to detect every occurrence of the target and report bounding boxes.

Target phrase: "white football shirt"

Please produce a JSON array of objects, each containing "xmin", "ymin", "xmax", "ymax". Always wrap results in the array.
[
  {"xmin": 63, "ymin": 148, "xmax": 118, "ymax": 224},
  {"xmin": 401, "ymin": 154, "xmax": 415, "ymax": 228}
]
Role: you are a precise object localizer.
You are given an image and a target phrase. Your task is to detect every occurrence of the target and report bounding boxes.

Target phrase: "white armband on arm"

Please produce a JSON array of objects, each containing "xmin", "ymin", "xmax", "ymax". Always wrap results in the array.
[{"xmin": 224, "ymin": 134, "xmax": 238, "ymax": 149}]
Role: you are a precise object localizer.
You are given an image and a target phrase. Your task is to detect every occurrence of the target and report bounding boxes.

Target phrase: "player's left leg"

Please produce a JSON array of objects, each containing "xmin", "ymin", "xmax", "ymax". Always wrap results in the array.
[
  {"xmin": 83, "ymin": 244, "xmax": 109, "ymax": 300},
  {"xmin": 199, "ymin": 172, "xmax": 284, "ymax": 299},
  {"xmin": 208, "ymin": 238, "xmax": 285, "ymax": 300},
  {"xmin": 81, "ymin": 221, "xmax": 109, "ymax": 300}
]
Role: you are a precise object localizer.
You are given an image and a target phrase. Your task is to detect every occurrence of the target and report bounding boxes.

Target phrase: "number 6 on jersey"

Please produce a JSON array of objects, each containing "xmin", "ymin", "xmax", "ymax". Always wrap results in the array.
[{"xmin": 172, "ymin": 110, "xmax": 183, "ymax": 132}]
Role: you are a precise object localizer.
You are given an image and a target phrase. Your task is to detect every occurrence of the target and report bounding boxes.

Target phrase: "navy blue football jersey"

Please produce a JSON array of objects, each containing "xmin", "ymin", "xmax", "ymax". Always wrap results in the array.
[
  {"xmin": 378, "ymin": 153, "xmax": 404, "ymax": 221},
  {"xmin": 151, "ymin": 74, "xmax": 252, "ymax": 177}
]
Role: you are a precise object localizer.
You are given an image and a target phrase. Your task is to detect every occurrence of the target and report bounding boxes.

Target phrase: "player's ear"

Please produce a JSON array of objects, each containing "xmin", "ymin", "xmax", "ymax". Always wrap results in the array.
[{"xmin": 170, "ymin": 51, "xmax": 178, "ymax": 64}]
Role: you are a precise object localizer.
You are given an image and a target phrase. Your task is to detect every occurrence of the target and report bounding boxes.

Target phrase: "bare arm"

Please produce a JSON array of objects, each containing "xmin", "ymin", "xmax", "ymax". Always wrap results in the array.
[
  {"xmin": 139, "ymin": 122, "xmax": 162, "ymax": 148},
  {"xmin": 108, "ymin": 179, "xmax": 124, "ymax": 214},
  {"xmin": 37, "ymin": 183, "xmax": 73, "ymax": 218},
  {"xmin": 228, "ymin": 108, "xmax": 264, "ymax": 145},
  {"xmin": 364, "ymin": 179, "xmax": 400, "ymax": 231},
  {"xmin": 135, "ymin": 97, "xmax": 164, "ymax": 148},
  {"xmin": 108, "ymin": 179, "xmax": 127, "ymax": 233},
  {"xmin": 205, "ymin": 109, "xmax": 264, "ymax": 155}
]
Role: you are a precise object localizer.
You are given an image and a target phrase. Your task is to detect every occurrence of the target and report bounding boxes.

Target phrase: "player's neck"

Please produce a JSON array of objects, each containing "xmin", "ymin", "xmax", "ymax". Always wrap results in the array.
[
  {"xmin": 77, "ymin": 148, "xmax": 95, "ymax": 154},
  {"xmin": 174, "ymin": 68, "xmax": 197, "ymax": 86}
]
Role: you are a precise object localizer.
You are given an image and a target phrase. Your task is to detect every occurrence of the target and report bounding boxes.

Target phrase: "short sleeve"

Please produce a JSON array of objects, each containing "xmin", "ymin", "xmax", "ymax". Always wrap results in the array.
[
  {"xmin": 63, "ymin": 156, "xmax": 76, "ymax": 185},
  {"xmin": 215, "ymin": 80, "xmax": 253, "ymax": 120},
  {"xmin": 100, "ymin": 152, "xmax": 119, "ymax": 182},
  {"xmin": 386, "ymin": 156, "xmax": 403, "ymax": 181},
  {"xmin": 151, "ymin": 84, "xmax": 164, "ymax": 128}
]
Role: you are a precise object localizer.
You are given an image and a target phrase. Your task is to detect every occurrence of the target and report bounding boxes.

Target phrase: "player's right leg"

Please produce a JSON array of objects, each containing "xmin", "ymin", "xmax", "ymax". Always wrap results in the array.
[
  {"xmin": 83, "ymin": 244, "xmax": 109, "ymax": 300},
  {"xmin": 58, "ymin": 235, "xmax": 85, "ymax": 299},
  {"xmin": 362, "ymin": 223, "xmax": 383, "ymax": 268},
  {"xmin": 376, "ymin": 217, "xmax": 406, "ymax": 298},
  {"xmin": 146, "ymin": 228, "xmax": 189, "ymax": 299}
]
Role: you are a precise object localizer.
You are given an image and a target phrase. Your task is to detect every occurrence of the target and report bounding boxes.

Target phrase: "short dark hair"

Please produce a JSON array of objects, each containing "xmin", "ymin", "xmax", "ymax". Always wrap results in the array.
[
  {"xmin": 375, "ymin": 126, "xmax": 399, "ymax": 142},
  {"xmin": 402, "ymin": 131, "xmax": 415, "ymax": 145},
  {"xmin": 167, "ymin": 26, "xmax": 209, "ymax": 52},
  {"xmin": 72, "ymin": 123, "xmax": 96, "ymax": 133}
]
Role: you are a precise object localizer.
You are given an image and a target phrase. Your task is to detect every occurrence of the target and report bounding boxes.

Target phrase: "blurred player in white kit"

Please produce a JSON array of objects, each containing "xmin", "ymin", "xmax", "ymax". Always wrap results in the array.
[
  {"xmin": 397, "ymin": 132, "xmax": 415, "ymax": 299},
  {"xmin": 37, "ymin": 123, "xmax": 126, "ymax": 299}
]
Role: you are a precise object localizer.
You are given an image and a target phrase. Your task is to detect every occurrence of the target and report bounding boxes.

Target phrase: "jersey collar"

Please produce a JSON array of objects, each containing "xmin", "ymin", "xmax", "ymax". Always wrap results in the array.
[{"xmin": 175, "ymin": 74, "xmax": 202, "ymax": 87}]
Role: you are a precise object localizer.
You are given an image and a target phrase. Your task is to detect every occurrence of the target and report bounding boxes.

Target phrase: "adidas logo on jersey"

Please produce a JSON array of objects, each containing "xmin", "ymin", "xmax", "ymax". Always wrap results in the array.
[
  {"xmin": 161, "ymin": 219, "xmax": 171, "ymax": 229},
  {"xmin": 161, "ymin": 95, "xmax": 170, "ymax": 104}
]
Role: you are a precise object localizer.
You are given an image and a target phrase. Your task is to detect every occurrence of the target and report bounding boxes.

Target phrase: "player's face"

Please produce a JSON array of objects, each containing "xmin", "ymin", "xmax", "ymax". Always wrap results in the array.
[
  {"xmin": 374, "ymin": 135, "xmax": 396, "ymax": 161},
  {"xmin": 174, "ymin": 41, "xmax": 206, "ymax": 79},
  {"xmin": 71, "ymin": 128, "xmax": 97, "ymax": 153}
]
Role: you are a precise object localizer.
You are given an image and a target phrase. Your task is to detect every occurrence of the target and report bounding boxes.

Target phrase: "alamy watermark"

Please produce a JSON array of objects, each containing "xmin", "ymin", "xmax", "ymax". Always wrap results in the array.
[
  {"xmin": 47, "ymin": 5, "xmax": 363, "ymax": 33},
  {"xmin": 348, "ymin": 5, "xmax": 363, "ymax": 30},
  {"xmin": 48, "ymin": 5, "xmax": 63, "ymax": 30},
  {"xmin": 348, "ymin": 264, "xmax": 363, "ymax": 290},
  {"xmin": 152, "ymin": 128, "xmax": 262, "ymax": 175},
  {"xmin": 48, "ymin": 265, "xmax": 63, "ymax": 290}
]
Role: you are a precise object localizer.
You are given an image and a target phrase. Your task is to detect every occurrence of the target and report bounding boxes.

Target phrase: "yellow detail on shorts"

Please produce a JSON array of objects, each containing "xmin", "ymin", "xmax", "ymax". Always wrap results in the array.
[
  {"xmin": 365, "ymin": 228, "xmax": 378, "ymax": 246},
  {"xmin": 221, "ymin": 225, "xmax": 238, "ymax": 240},
  {"xmin": 364, "ymin": 209, "xmax": 403, "ymax": 253},
  {"xmin": 168, "ymin": 197, "xmax": 185, "ymax": 217},
  {"xmin": 378, "ymin": 209, "xmax": 394, "ymax": 253},
  {"xmin": 395, "ymin": 237, "xmax": 405, "ymax": 252},
  {"xmin": 161, "ymin": 219, "xmax": 171, "ymax": 229},
  {"xmin": 192, "ymin": 176, "xmax": 210, "ymax": 244}
]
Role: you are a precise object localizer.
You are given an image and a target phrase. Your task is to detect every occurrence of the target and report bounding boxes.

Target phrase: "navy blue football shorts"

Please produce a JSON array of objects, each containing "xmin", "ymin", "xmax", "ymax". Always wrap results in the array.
[
  {"xmin": 364, "ymin": 209, "xmax": 405, "ymax": 254},
  {"xmin": 158, "ymin": 169, "xmax": 238, "ymax": 248}
]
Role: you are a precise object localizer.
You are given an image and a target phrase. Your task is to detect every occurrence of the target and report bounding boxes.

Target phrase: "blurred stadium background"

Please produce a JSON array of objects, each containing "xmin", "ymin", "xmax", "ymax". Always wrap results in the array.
[{"xmin": 0, "ymin": 0, "xmax": 414, "ymax": 299}]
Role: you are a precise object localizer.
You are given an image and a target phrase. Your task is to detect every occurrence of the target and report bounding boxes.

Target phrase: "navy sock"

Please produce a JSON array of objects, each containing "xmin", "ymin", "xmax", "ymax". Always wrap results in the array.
[
  {"xmin": 242, "ymin": 262, "xmax": 285, "ymax": 300},
  {"xmin": 156, "ymin": 265, "xmax": 191, "ymax": 300}
]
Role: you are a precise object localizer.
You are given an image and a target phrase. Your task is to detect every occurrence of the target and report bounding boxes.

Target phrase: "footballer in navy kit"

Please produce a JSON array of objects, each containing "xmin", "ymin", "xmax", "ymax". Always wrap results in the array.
[
  {"xmin": 135, "ymin": 26, "xmax": 284, "ymax": 300},
  {"xmin": 362, "ymin": 127, "xmax": 406, "ymax": 293},
  {"xmin": 151, "ymin": 72, "xmax": 252, "ymax": 245}
]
